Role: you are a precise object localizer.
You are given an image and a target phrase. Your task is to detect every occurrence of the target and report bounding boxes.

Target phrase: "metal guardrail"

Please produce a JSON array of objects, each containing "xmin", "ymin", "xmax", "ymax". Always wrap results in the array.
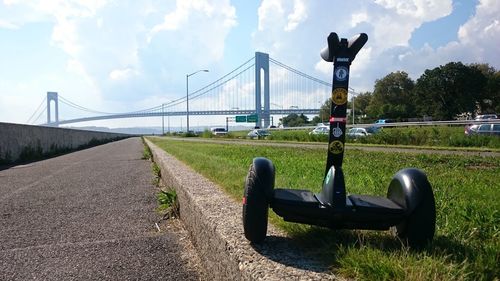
[{"xmin": 270, "ymin": 119, "xmax": 500, "ymax": 131}]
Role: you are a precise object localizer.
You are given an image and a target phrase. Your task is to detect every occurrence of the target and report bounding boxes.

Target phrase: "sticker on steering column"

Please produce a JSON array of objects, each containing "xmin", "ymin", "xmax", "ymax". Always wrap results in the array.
[
  {"xmin": 331, "ymin": 88, "xmax": 348, "ymax": 105},
  {"xmin": 329, "ymin": 140, "xmax": 344, "ymax": 154},
  {"xmin": 332, "ymin": 123, "xmax": 343, "ymax": 138},
  {"xmin": 329, "ymin": 116, "xmax": 347, "ymax": 123},
  {"xmin": 334, "ymin": 66, "xmax": 348, "ymax": 81}
]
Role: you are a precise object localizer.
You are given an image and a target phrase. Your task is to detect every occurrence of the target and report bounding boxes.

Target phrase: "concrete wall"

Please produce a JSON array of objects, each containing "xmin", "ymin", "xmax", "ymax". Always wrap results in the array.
[{"xmin": 0, "ymin": 122, "xmax": 129, "ymax": 163}]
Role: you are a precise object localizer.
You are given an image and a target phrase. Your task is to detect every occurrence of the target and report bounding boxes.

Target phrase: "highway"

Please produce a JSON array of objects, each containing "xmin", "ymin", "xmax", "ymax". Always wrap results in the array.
[{"xmin": 0, "ymin": 138, "xmax": 201, "ymax": 280}]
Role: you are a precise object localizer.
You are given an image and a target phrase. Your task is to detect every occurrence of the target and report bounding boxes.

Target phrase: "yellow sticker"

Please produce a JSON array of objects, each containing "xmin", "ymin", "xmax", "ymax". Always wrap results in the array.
[
  {"xmin": 329, "ymin": 140, "xmax": 344, "ymax": 154},
  {"xmin": 331, "ymin": 88, "xmax": 348, "ymax": 105}
]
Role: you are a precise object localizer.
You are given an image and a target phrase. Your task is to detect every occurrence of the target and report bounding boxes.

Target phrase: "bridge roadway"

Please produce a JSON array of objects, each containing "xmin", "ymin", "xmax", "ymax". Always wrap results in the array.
[
  {"xmin": 54, "ymin": 108, "xmax": 320, "ymax": 125},
  {"xmin": 0, "ymin": 138, "xmax": 201, "ymax": 280}
]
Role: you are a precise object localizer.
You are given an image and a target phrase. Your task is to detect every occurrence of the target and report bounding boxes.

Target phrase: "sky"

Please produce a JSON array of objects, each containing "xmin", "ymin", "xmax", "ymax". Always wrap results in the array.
[{"xmin": 0, "ymin": 0, "xmax": 499, "ymax": 129}]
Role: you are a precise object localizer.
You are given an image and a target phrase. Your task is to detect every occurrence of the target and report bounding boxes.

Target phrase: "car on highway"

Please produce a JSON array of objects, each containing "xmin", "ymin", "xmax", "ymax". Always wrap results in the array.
[
  {"xmin": 347, "ymin": 127, "xmax": 370, "ymax": 138},
  {"xmin": 467, "ymin": 123, "xmax": 500, "ymax": 136},
  {"xmin": 475, "ymin": 114, "xmax": 498, "ymax": 121},
  {"xmin": 309, "ymin": 125, "xmax": 329, "ymax": 135},
  {"xmin": 365, "ymin": 126, "xmax": 382, "ymax": 134},
  {"xmin": 210, "ymin": 127, "xmax": 227, "ymax": 136},
  {"xmin": 247, "ymin": 129, "xmax": 271, "ymax": 139}
]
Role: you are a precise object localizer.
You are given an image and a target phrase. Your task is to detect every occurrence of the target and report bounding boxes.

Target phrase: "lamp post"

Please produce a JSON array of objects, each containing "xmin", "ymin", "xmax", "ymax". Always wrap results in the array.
[
  {"xmin": 349, "ymin": 87, "xmax": 357, "ymax": 125},
  {"xmin": 186, "ymin": 69, "xmax": 209, "ymax": 132}
]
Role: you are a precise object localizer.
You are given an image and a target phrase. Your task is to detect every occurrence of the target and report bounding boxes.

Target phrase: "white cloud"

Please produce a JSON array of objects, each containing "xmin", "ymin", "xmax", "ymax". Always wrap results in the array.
[
  {"xmin": 109, "ymin": 68, "xmax": 138, "ymax": 81},
  {"xmin": 285, "ymin": 0, "xmax": 307, "ymax": 32},
  {"xmin": 253, "ymin": 0, "xmax": 500, "ymax": 93},
  {"xmin": 147, "ymin": 0, "xmax": 237, "ymax": 62},
  {"xmin": 257, "ymin": 0, "xmax": 284, "ymax": 31},
  {"xmin": 257, "ymin": 0, "xmax": 307, "ymax": 33},
  {"xmin": 351, "ymin": 12, "xmax": 368, "ymax": 28},
  {"xmin": 0, "ymin": 19, "xmax": 19, "ymax": 29}
]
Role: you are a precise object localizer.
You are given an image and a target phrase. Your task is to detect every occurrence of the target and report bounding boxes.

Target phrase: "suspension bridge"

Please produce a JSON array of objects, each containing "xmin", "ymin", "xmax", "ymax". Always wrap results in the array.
[{"xmin": 27, "ymin": 52, "xmax": 339, "ymax": 129}]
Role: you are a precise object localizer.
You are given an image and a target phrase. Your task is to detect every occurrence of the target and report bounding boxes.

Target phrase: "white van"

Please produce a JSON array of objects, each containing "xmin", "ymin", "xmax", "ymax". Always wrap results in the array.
[{"xmin": 210, "ymin": 127, "xmax": 227, "ymax": 136}]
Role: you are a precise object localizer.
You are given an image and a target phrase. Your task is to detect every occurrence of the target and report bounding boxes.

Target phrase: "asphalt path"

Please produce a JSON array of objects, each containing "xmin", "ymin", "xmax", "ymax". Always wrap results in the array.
[
  {"xmin": 159, "ymin": 137, "xmax": 500, "ymax": 157},
  {"xmin": 0, "ymin": 137, "xmax": 201, "ymax": 281}
]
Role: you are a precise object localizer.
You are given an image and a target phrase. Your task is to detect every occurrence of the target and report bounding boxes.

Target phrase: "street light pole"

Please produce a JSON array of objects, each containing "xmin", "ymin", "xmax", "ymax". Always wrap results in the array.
[
  {"xmin": 162, "ymin": 103, "xmax": 164, "ymax": 135},
  {"xmin": 186, "ymin": 69, "xmax": 209, "ymax": 132},
  {"xmin": 349, "ymin": 87, "xmax": 357, "ymax": 125}
]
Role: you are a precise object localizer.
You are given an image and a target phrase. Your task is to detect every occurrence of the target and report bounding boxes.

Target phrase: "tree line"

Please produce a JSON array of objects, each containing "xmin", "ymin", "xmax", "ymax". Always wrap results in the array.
[{"xmin": 316, "ymin": 62, "xmax": 499, "ymax": 123}]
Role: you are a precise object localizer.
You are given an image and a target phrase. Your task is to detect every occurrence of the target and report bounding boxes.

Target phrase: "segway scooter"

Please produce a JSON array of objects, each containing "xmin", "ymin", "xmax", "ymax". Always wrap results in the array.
[{"xmin": 242, "ymin": 32, "xmax": 436, "ymax": 248}]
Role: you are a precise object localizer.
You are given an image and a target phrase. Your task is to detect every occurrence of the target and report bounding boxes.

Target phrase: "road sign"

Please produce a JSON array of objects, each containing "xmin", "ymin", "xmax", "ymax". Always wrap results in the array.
[
  {"xmin": 247, "ymin": 114, "xmax": 258, "ymax": 122},
  {"xmin": 235, "ymin": 115, "xmax": 247, "ymax": 122}
]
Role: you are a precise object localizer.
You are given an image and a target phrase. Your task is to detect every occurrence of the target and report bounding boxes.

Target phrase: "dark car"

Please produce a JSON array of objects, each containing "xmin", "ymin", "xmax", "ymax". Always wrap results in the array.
[
  {"xmin": 366, "ymin": 126, "xmax": 382, "ymax": 134},
  {"xmin": 248, "ymin": 129, "xmax": 271, "ymax": 139}
]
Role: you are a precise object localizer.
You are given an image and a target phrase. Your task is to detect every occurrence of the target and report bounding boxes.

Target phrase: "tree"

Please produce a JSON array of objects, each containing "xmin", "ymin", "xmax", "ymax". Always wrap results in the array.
[
  {"xmin": 470, "ymin": 63, "xmax": 500, "ymax": 114},
  {"xmin": 366, "ymin": 71, "xmax": 415, "ymax": 119},
  {"xmin": 311, "ymin": 116, "xmax": 322, "ymax": 124},
  {"xmin": 414, "ymin": 62, "xmax": 487, "ymax": 120},
  {"xmin": 347, "ymin": 91, "xmax": 372, "ymax": 122},
  {"xmin": 281, "ymin": 113, "xmax": 309, "ymax": 127},
  {"xmin": 319, "ymin": 98, "xmax": 331, "ymax": 122}
]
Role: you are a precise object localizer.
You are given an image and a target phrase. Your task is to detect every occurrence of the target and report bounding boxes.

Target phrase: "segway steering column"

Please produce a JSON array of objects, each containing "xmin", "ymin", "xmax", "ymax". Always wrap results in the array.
[{"xmin": 320, "ymin": 33, "xmax": 367, "ymax": 208}]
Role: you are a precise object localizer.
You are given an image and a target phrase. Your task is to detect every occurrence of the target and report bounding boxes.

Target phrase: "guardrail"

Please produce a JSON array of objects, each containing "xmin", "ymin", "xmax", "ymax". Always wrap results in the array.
[{"xmin": 269, "ymin": 119, "xmax": 500, "ymax": 131}]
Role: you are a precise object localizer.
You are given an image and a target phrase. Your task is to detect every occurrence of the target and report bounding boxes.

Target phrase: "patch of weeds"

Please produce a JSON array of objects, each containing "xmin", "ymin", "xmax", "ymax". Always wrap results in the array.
[
  {"xmin": 151, "ymin": 162, "xmax": 161, "ymax": 186},
  {"xmin": 142, "ymin": 144, "xmax": 152, "ymax": 160},
  {"xmin": 156, "ymin": 188, "xmax": 179, "ymax": 220}
]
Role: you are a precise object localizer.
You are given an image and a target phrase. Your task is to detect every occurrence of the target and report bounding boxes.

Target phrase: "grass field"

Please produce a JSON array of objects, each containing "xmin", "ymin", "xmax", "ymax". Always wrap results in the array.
[{"xmin": 150, "ymin": 138, "xmax": 499, "ymax": 281}]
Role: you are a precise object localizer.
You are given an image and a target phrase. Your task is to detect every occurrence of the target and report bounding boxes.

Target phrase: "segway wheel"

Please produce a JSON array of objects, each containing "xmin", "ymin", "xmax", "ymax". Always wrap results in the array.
[
  {"xmin": 242, "ymin": 157, "xmax": 275, "ymax": 243},
  {"xmin": 387, "ymin": 168, "xmax": 436, "ymax": 249}
]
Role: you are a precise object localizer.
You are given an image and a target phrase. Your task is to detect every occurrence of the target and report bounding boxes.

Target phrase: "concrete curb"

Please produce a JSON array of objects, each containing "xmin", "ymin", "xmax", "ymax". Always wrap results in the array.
[{"xmin": 145, "ymin": 138, "xmax": 339, "ymax": 280}]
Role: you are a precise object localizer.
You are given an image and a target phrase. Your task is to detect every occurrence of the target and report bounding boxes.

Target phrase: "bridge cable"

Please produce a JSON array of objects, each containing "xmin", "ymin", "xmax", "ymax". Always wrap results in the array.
[
  {"xmin": 26, "ymin": 97, "xmax": 47, "ymax": 124},
  {"xmin": 269, "ymin": 58, "xmax": 331, "ymax": 87}
]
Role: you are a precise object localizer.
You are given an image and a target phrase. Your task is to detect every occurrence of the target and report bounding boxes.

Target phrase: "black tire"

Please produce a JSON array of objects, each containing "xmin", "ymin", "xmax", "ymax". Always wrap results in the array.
[
  {"xmin": 242, "ymin": 157, "xmax": 275, "ymax": 243},
  {"xmin": 387, "ymin": 168, "xmax": 436, "ymax": 249}
]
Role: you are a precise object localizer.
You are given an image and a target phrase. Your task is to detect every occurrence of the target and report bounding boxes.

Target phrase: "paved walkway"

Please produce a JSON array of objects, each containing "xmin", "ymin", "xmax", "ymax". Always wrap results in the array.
[{"xmin": 0, "ymin": 138, "xmax": 201, "ymax": 280}]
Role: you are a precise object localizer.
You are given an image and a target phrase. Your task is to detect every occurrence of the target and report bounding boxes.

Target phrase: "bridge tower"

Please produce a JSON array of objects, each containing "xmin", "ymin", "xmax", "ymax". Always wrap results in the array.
[
  {"xmin": 46, "ymin": 92, "xmax": 59, "ymax": 126},
  {"xmin": 255, "ymin": 52, "xmax": 270, "ymax": 128}
]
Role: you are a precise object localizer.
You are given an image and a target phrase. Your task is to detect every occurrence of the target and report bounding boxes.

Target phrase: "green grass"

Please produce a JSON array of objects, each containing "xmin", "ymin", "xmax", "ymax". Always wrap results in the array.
[{"xmin": 149, "ymin": 137, "xmax": 499, "ymax": 280}]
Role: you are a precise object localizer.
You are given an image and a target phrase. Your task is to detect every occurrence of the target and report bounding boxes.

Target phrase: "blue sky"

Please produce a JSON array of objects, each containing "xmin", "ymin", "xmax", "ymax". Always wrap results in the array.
[{"xmin": 0, "ymin": 0, "xmax": 498, "ymax": 128}]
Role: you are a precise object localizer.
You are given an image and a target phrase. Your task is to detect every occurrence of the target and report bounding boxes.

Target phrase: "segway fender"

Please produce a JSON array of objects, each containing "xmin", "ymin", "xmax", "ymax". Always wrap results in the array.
[
  {"xmin": 251, "ymin": 157, "xmax": 275, "ymax": 199},
  {"xmin": 387, "ymin": 168, "xmax": 431, "ymax": 214}
]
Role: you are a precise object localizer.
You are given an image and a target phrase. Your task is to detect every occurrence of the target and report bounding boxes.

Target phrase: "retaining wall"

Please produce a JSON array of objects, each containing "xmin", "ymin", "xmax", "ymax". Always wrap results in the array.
[
  {"xmin": 0, "ymin": 122, "xmax": 129, "ymax": 163},
  {"xmin": 145, "ymin": 138, "xmax": 337, "ymax": 280}
]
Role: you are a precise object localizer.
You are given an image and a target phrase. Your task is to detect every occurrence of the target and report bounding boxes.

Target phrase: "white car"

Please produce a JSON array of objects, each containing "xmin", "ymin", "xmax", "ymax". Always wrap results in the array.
[
  {"xmin": 347, "ymin": 127, "xmax": 370, "ymax": 138},
  {"xmin": 309, "ymin": 126, "xmax": 329, "ymax": 135},
  {"xmin": 475, "ymin": 114, "xmax": 497, "ymax": 121}
]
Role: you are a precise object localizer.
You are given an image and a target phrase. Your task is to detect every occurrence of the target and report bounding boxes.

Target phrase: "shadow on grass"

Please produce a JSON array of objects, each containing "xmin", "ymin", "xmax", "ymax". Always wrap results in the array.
[{"xmin": 252, "ymin": 226, "xmax": 475, "ymax": 275}]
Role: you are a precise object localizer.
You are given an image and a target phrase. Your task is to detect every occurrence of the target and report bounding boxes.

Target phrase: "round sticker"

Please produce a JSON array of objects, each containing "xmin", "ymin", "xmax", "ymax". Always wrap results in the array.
[
  {"xmin": 329, "ymin": 140, "xmax": 344, "ymax": 154},
  {"xmin": 331, "ymin": 88, "xmax": 348, "ymax": 105},
  {"xmin": 334, "ymin": 66, "xmax": 348, "ymax": 81},
  {"xmin": 332, "ymin": 124, "xmax": 343, "ymax": 138}
]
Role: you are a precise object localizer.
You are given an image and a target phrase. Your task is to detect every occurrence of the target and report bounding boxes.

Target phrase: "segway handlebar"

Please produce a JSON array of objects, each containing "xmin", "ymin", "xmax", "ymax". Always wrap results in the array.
[{"xmin": 320, "ymin": 33, "xmax": 368, "ymax": 62}]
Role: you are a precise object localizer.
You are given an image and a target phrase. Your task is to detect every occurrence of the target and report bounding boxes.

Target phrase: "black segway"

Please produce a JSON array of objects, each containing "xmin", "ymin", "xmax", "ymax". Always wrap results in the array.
[{"xmin": 242, "ymin": 32, "xmax": 436, "ymax": 249}]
